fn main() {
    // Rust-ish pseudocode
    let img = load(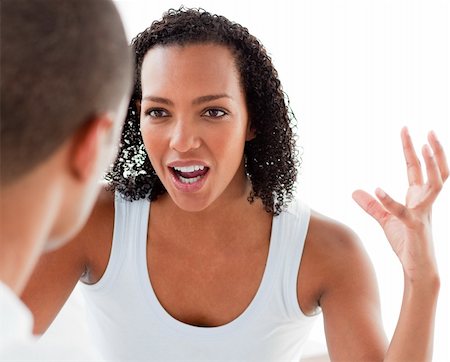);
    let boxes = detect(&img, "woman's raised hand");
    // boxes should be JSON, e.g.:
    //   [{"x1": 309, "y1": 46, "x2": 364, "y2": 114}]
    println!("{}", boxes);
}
[{"x1": 352, "y1": 127, "x2": 448, "y2": 282}]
